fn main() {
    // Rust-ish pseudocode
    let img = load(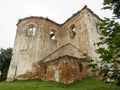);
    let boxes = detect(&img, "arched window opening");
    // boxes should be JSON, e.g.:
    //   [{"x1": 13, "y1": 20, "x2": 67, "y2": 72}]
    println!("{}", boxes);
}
[
  {"x1": 70, "y1": 24, "x2": 76, "y2": 38},
  {"x1": 27, "y1": 25, "x2": 36, "y2": 36},
  {"x1": 79, "y1": 63, "x2": 83, "y2": 72},
  {"x1": 50, "y1": 29, "x2": 56, "y2": 40}
]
